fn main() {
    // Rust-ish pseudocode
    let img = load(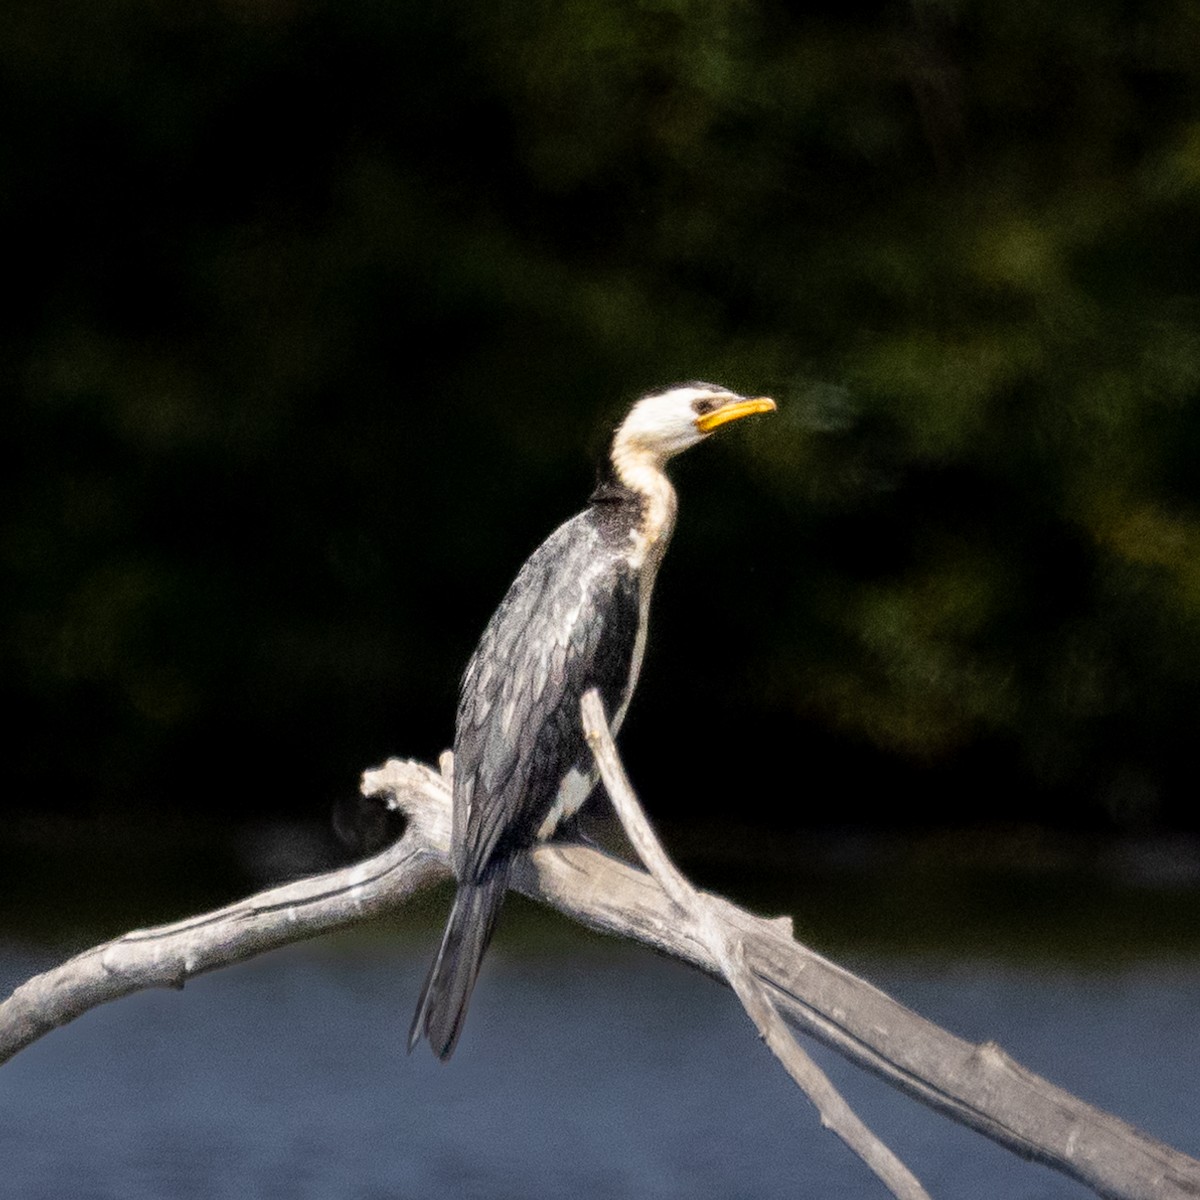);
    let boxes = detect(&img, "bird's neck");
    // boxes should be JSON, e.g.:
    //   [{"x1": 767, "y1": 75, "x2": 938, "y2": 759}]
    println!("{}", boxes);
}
[{"x1": 609, "y1": 437, "x2": 678, "y2": 570}]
